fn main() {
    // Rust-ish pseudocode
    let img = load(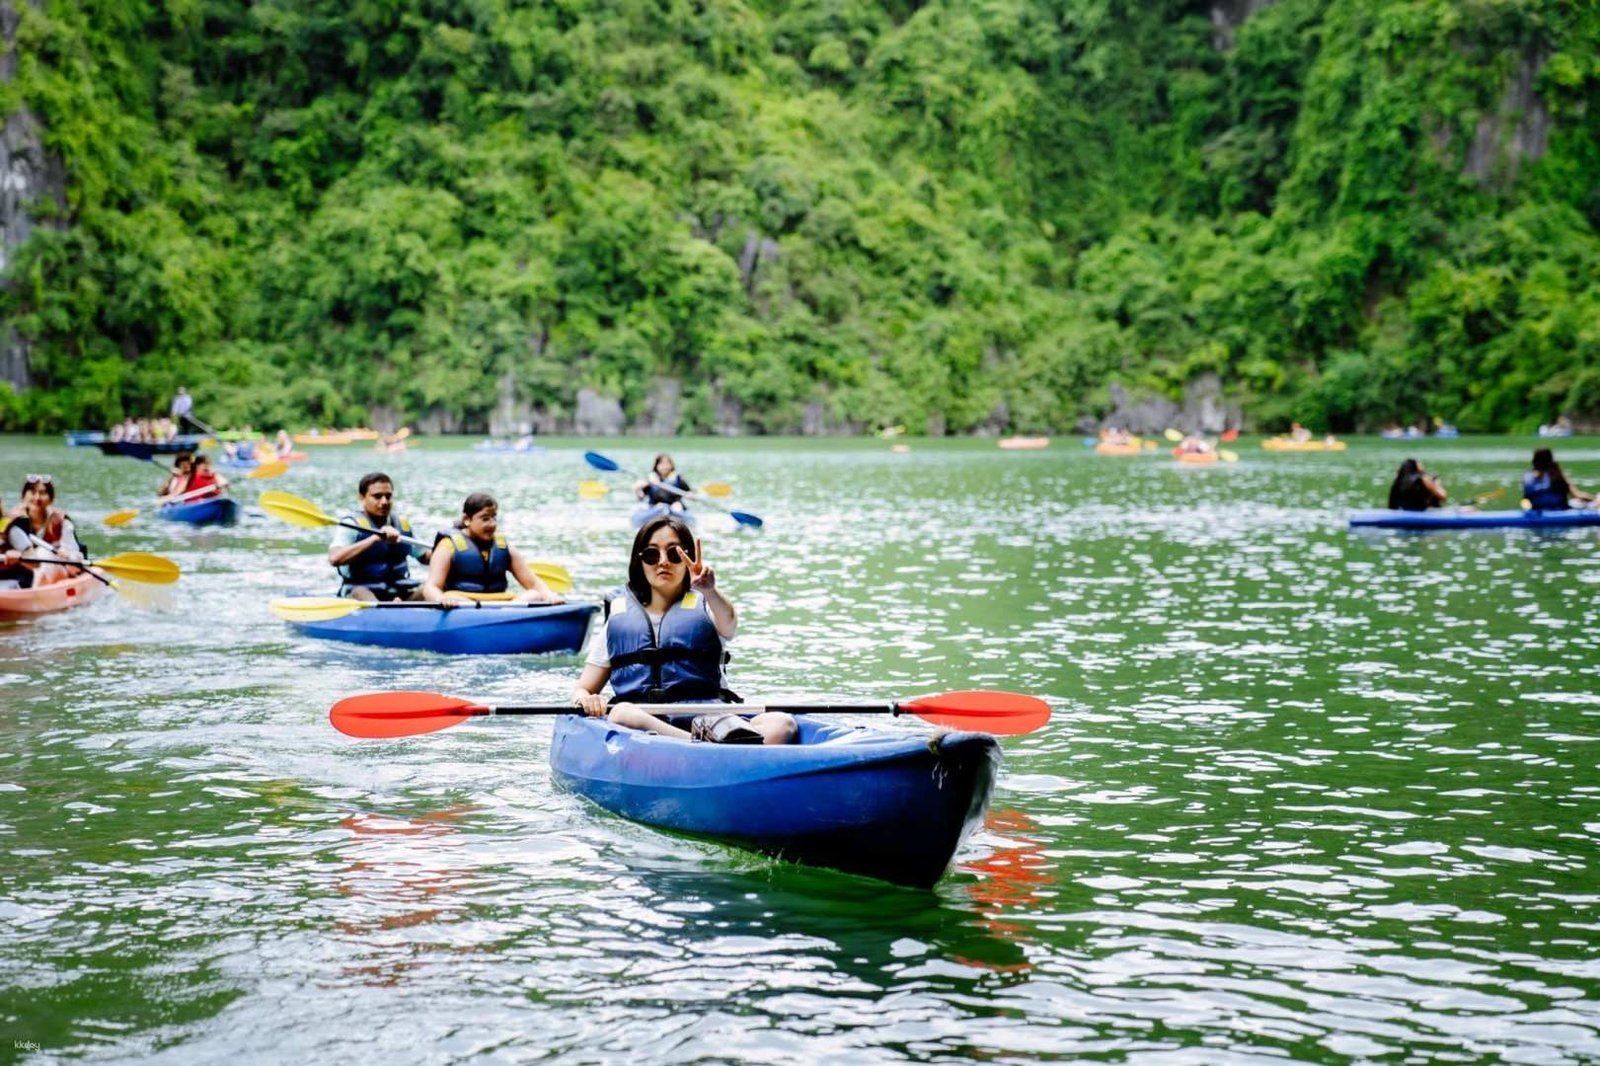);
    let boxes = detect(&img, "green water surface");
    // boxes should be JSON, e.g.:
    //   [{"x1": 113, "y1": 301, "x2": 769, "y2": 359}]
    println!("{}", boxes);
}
[{"x1": 2, "y1": 433, "x2": 1598, "y2": 1063}]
